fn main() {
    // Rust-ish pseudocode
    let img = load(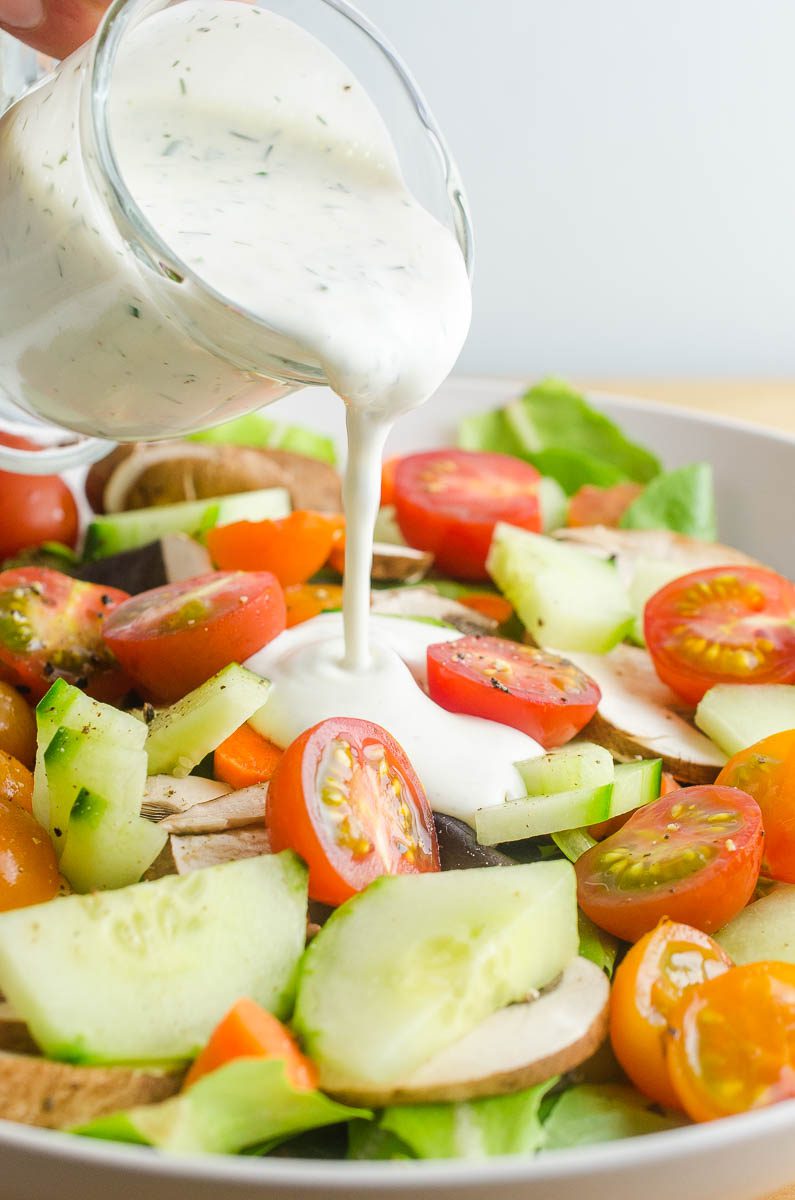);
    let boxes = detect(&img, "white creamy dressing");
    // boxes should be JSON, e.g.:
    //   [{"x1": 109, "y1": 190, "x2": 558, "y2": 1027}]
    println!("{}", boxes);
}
[{"x1": 247, "y1": 616, "x2": 538, "y2": 825}]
